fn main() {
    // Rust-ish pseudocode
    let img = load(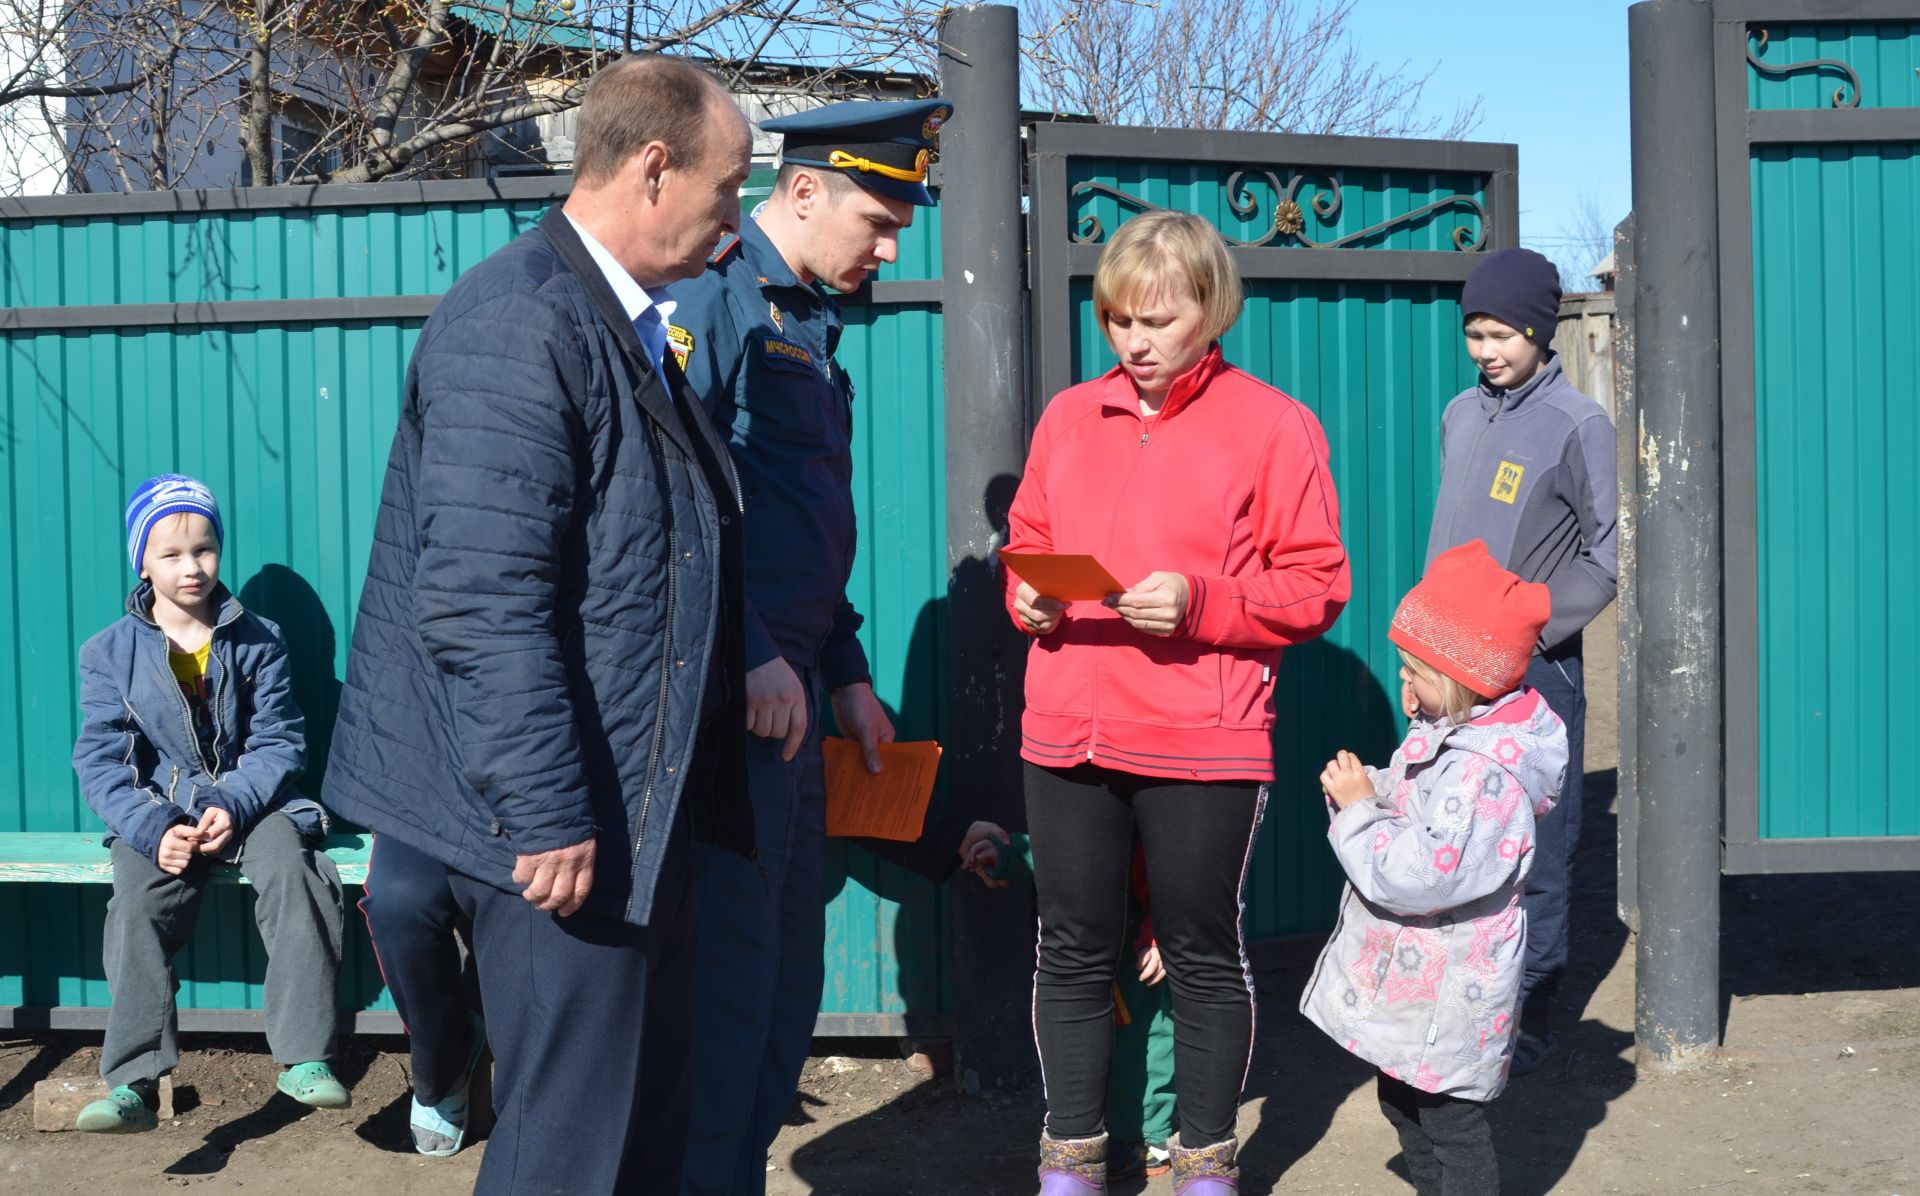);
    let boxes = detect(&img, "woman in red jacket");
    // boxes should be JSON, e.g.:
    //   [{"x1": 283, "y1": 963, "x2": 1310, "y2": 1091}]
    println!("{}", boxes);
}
[{"x1": 1009, "y1": 211, "x2": 1350, "y2": 1195}]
